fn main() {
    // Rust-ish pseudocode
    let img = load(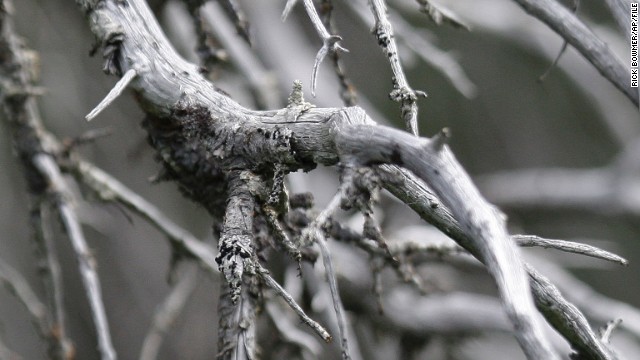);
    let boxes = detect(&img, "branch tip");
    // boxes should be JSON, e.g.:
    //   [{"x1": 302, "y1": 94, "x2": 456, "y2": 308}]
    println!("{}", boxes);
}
[{"x1": 86, "y1": 68, "x2": 137, "y2": 121}]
